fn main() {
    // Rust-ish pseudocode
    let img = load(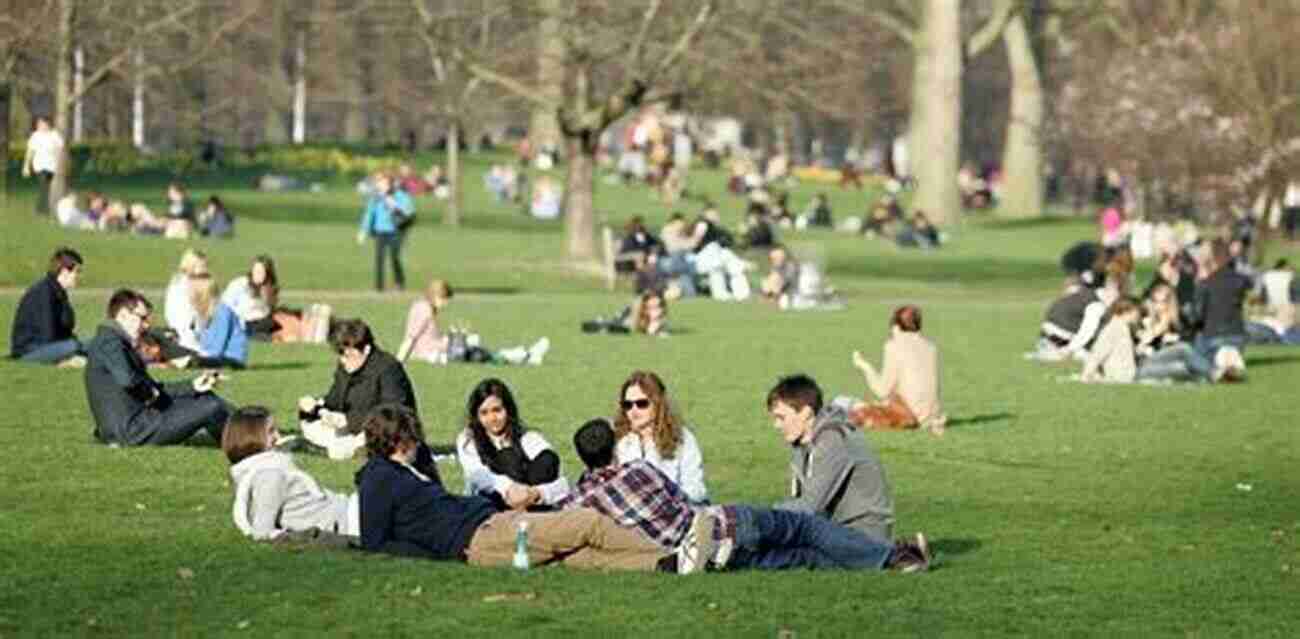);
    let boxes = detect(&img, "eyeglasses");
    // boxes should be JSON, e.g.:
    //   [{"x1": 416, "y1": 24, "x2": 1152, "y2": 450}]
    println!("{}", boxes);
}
[{"x1": 621, "y1": 399, "x2": 652, "y2": 410}]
